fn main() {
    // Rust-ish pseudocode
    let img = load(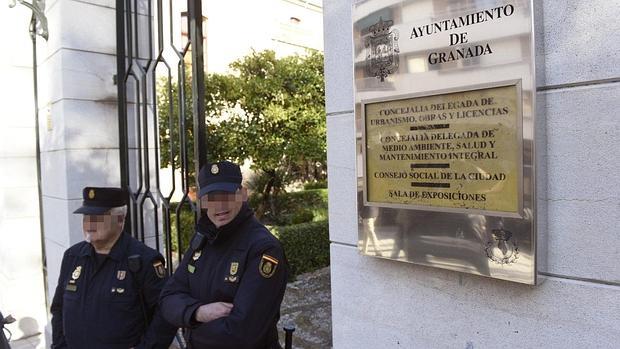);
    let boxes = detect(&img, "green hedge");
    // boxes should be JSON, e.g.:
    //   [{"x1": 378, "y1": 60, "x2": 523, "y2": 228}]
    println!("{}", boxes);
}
[
  {"x1": 273, "y1": 220, "x2": 329, "y2": 279},
  {"x1": 167, "y1": 191, "x2": 330, "y2": 279},
  {"x1": 303, "y1": 180, "x2": 327, "y2": 190},
  {"x1": 249, "y1": 189, "x2": 328, "y2": 225},
  {"x1": 169, "y1": 202, "x2": 197, "y2": 252}
]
